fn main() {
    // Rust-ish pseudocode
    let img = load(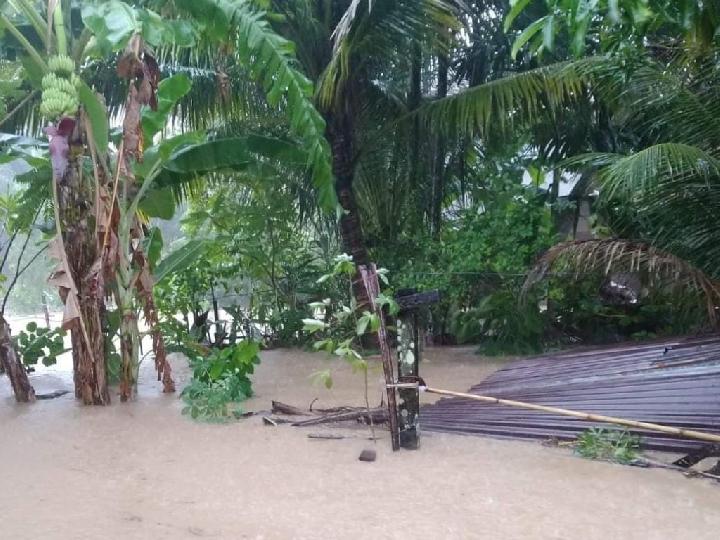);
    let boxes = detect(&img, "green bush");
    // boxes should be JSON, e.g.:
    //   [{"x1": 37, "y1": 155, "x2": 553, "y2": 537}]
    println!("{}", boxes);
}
[
  {"x1": 473, "y1": 289, "x2": 545, "y2": 355},
  {"x1": 181, "y1": 340, "x2": 261, "y2": 422},
  {"x1": 13, "y1": 322, "x2": 67, "y2": 367},
  {"x1": 575, "y1": 427, "x2": 641, "y2": 464}
]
